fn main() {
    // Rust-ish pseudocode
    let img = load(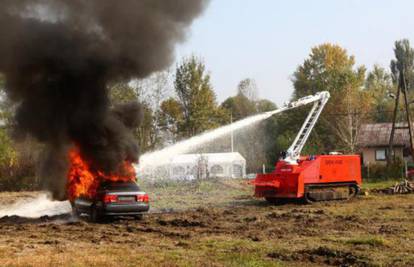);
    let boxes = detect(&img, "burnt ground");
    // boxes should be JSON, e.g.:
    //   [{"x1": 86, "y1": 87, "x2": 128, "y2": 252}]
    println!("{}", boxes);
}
[{"x1": 1, "y1": 179, "x2": 414, "y2": 266}]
